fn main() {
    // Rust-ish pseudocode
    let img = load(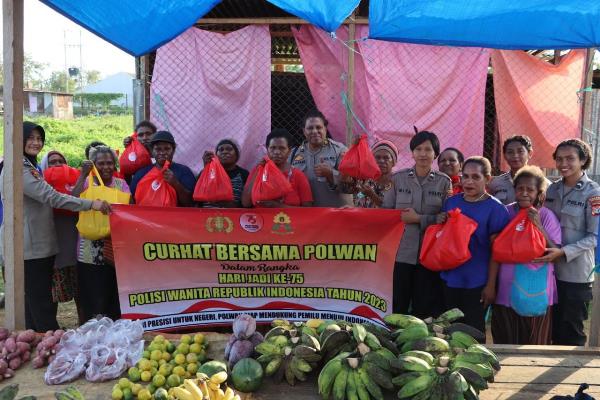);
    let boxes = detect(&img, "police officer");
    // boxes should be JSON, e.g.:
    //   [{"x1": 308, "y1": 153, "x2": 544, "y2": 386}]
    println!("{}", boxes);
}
[
  {"x1": 0, "y1": 122, "x2": 110, "y2": 332},
  {"x1": 383, "y1": 130, "x2": 451, "y2": 318},
  {"x1": 535, "y1": 139, "x2": 600, "y2": 346},
  {"x1": 290, "y1": 110, "x2": 353, "y2": 207},
  {"x1": 489, "y1": 135, "x2": 535, "y2": 205}
]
